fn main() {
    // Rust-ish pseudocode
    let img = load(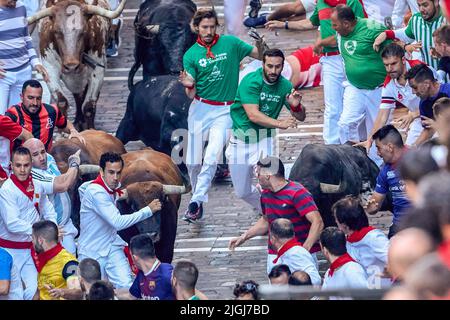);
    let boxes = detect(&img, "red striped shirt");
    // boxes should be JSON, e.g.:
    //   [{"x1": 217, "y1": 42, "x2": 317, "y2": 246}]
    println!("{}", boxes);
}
[
  {"x1": 261, "y1": 181, "x2": 320, "y2": 254},
  {"x1": 6, "y1": 103, "x2": 67, "y2": 151}
]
